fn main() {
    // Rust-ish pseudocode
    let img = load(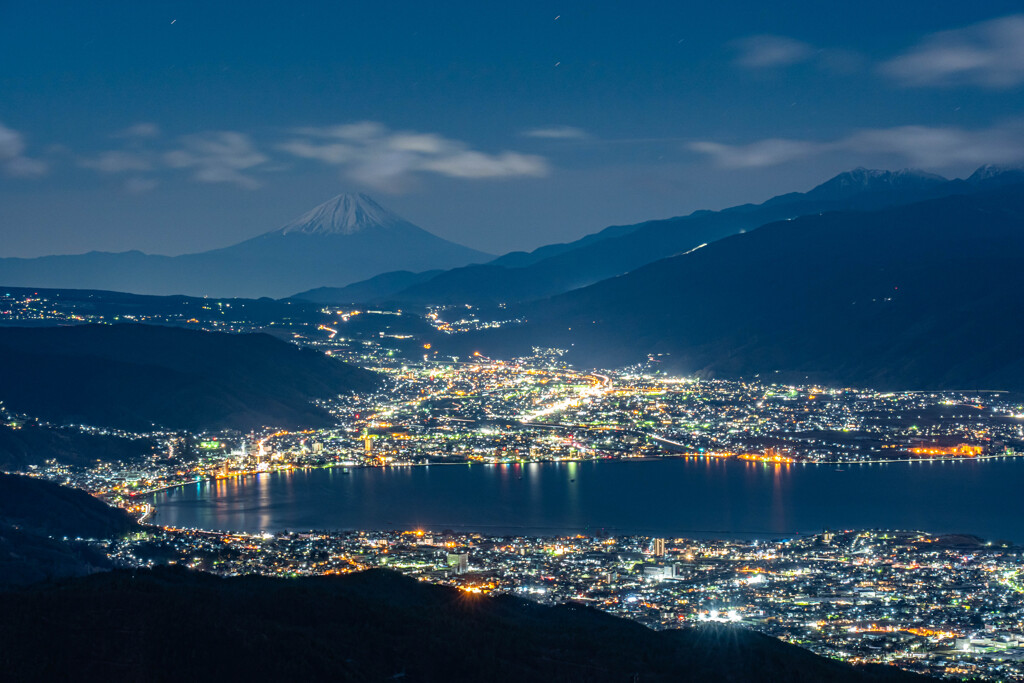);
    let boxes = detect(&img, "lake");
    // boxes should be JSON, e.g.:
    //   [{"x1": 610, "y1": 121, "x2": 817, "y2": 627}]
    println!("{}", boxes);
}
[{"x1": 151, "y1": 456, "x2": 1024, "y2": 541}]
